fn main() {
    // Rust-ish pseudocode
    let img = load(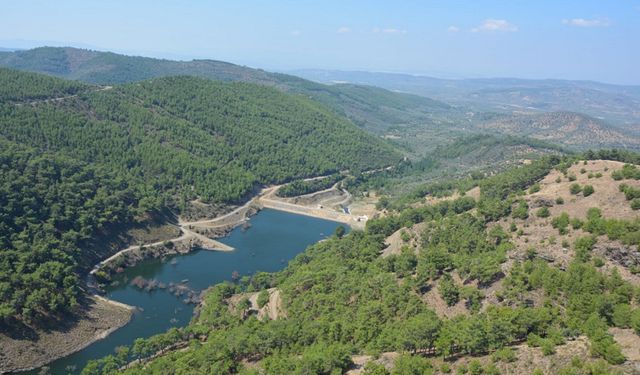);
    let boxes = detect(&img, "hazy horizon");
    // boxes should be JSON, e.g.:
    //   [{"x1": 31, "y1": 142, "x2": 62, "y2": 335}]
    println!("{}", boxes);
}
[{"x1": 2, "y1": 1, "x2": 640, "y2": 85}]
